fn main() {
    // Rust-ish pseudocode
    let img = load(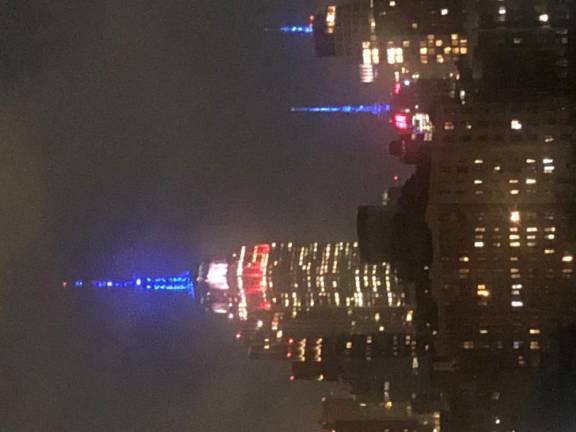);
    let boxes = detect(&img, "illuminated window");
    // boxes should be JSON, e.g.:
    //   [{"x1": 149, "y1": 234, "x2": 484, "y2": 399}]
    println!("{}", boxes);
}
[
  {"x1": 510, "y1": 227, "x2": 519, "y2": 232},
  {"x1": 526, "y1": 227, "x2": 538, "y2": 232},
  {"x1": 459, "y1": 256, "x2": 470, "y2": 262},
  {"x1": 509, "y1": 179, "x2": 519, "y2": 184},
  {"x1": 545, "y1": 249, "x2": 555, "y2": 254},
  {"x1": 441, "y1": 8, "x2": 449, "y2": 15},
  {"x1": 510, "y1": 242, "x2": 521, "y2": 248},
  {"x1": 510, "y1": 211, "x2": 521, "y2": 223},
  {"x1": 435, "y1": 39, "x2": 443, "y2": 47},
  {"x1": 463, "y1": 341, "x2": 474, "y2": 349},
  {"x1": 475, "y1": 241, "x2": 485, "y2": 248},
  {"x1": 436, "y1": 54, "x2": 444, "y2": 63},
  {"x1": 511, "y1": 300, "x2": 524, "y2": 308},
  {"x1": 530, "y1": 341, "x2": 541, "y2": 350},
  {"x1": 477, "y1": 284, "x2": 490, "y2": 297},
  {"x1": 386, "y1": 47, "x2": 403, "y2": 64},
  {"x1": 389, "y1": 0, "x2": 396, "y2": 6},
  {"x1": 544, "y1": 166, "x2": 555, "y2": 174},
  {"x1": 511, "y1": 119, "x2": 522, "y2": 130},
  {"x1": 526, "y1": 158, "x2": 536, "y2": 164},
  {"x1": 444, "y1": 121, "x2": 455, "y2": 130},
  {"x1": 539, "y1": 14, "x2": 549, "y2": 22},
  {"x1": 371, "y1": 48, "x2": 380, "y2": 64},
  {"x1": 544, "y1": 135, "x2": 554, "y2": 143},
  {"x1": 563, "y1": 255, "x2": 574, "y2": 263},
  {"x1": 512, "y1": 283, "x2": 523, "y2": 289},
  {"x1": 494, "y1": 165, "x2": 501, "y2": 172},
  {"x1": 509, "y1": 234, "x2": 520, "y2": 240},
  {"x1": 544, "y1": 227, "x2": 556, "y2": 232},
  {"x1": 326, "y1": 5, "x2": 336, "y2": 31},
  {"x1": 526, "y1": 178, "x2": 537, "y2": 184},
  {"x1": 499, "y1": 6, "x2": 507, "y2": 15},
  {"x1": 474, "y1": 159, "x2": 484, "y2": 164},
  {"x1": 444, "y1": 46, "x2": 452, "y2": 54},
  {"x1": 510, "y1": 189, "x2": 520, "y2": 195},
  {"x1": 460, "y1": 47, "x2": 468, "y2": 55},
  {"x1": 529, "y1": 329, "x2": 541, "y2": 335},
  {"x1": 474, "y1": 179, "x2": 483, "y2": 185},
  {"x1": 546, "y1": 234, "x2": 556, "y2": 240},
  {"x1": 543, "y1": 158, "x2": 554, "y2": 164}
]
